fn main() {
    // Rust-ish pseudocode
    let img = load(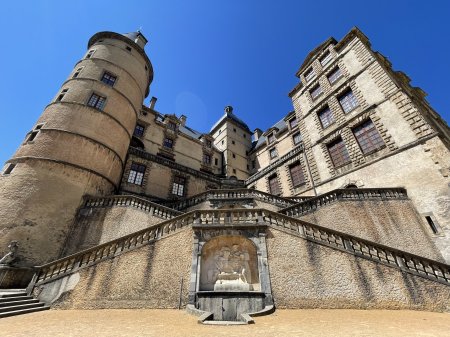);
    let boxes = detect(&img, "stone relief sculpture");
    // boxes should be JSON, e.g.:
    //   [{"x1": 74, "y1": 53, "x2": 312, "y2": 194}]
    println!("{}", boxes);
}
[
  {"x1": 0, "y1": 241, "x2": 19, "y2": 266},
  {"x1": 204, "y1": 243, "x2": 254, "y2": 291}
]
